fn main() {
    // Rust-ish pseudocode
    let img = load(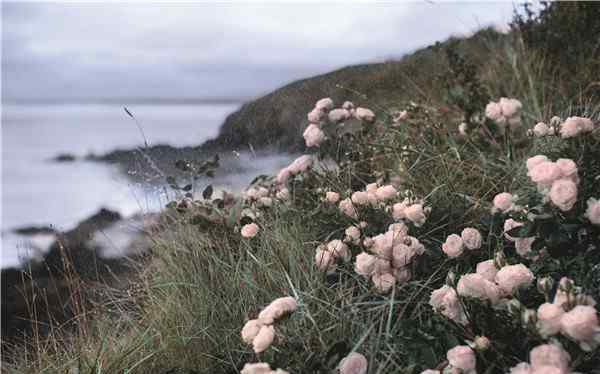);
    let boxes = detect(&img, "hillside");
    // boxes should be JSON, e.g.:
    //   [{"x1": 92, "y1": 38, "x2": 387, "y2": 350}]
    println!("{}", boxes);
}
[{"x1": 5, "y1": 3, "x2": 600, "y2": 373}]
